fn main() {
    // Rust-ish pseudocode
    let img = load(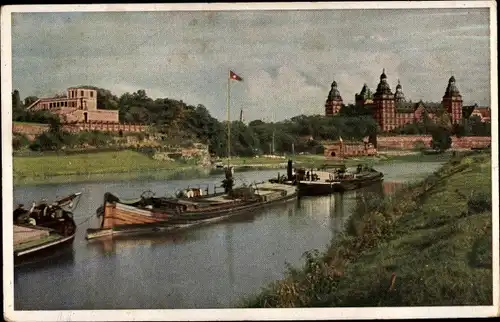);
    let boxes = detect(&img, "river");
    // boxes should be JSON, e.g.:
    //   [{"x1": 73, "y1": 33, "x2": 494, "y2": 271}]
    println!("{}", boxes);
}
[{"x1": 13, "y1": 161, "x2": 443, "y2": 310}]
